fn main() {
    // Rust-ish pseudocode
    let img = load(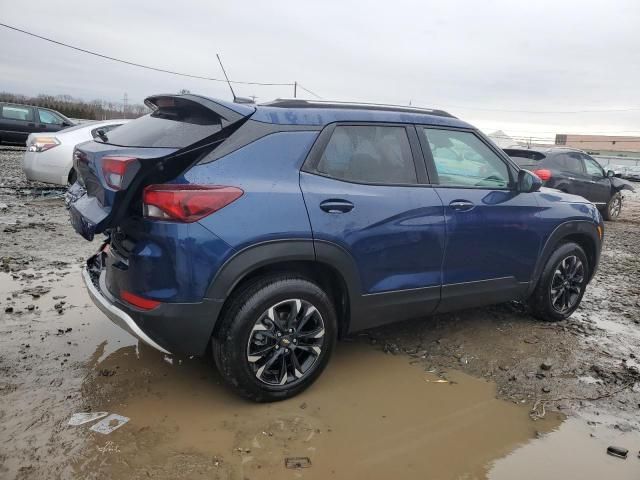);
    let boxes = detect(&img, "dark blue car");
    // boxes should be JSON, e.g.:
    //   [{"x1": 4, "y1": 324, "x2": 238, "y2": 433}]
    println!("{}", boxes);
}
[{"x1": 68, "y1": 94, "x2": 603, "y2": 401}]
